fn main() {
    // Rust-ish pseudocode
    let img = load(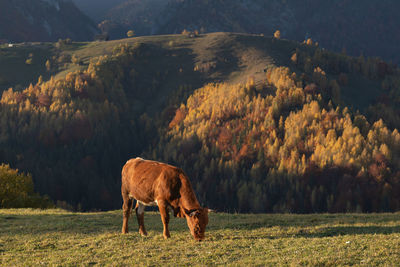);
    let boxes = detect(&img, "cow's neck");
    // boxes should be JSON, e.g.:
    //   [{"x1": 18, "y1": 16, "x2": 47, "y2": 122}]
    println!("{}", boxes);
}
[{"x1": 179, "y1": 176, "x2": 201, "y2": 210}]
